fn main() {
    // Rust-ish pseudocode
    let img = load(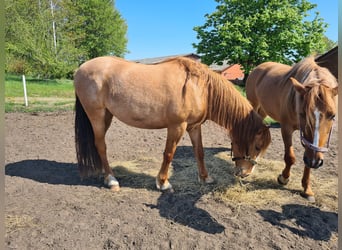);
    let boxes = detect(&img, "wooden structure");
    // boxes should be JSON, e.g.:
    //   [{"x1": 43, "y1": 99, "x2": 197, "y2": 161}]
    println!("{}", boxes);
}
[{"x1": 315, "y1": 46, "x2": 338, "y2": 80}]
